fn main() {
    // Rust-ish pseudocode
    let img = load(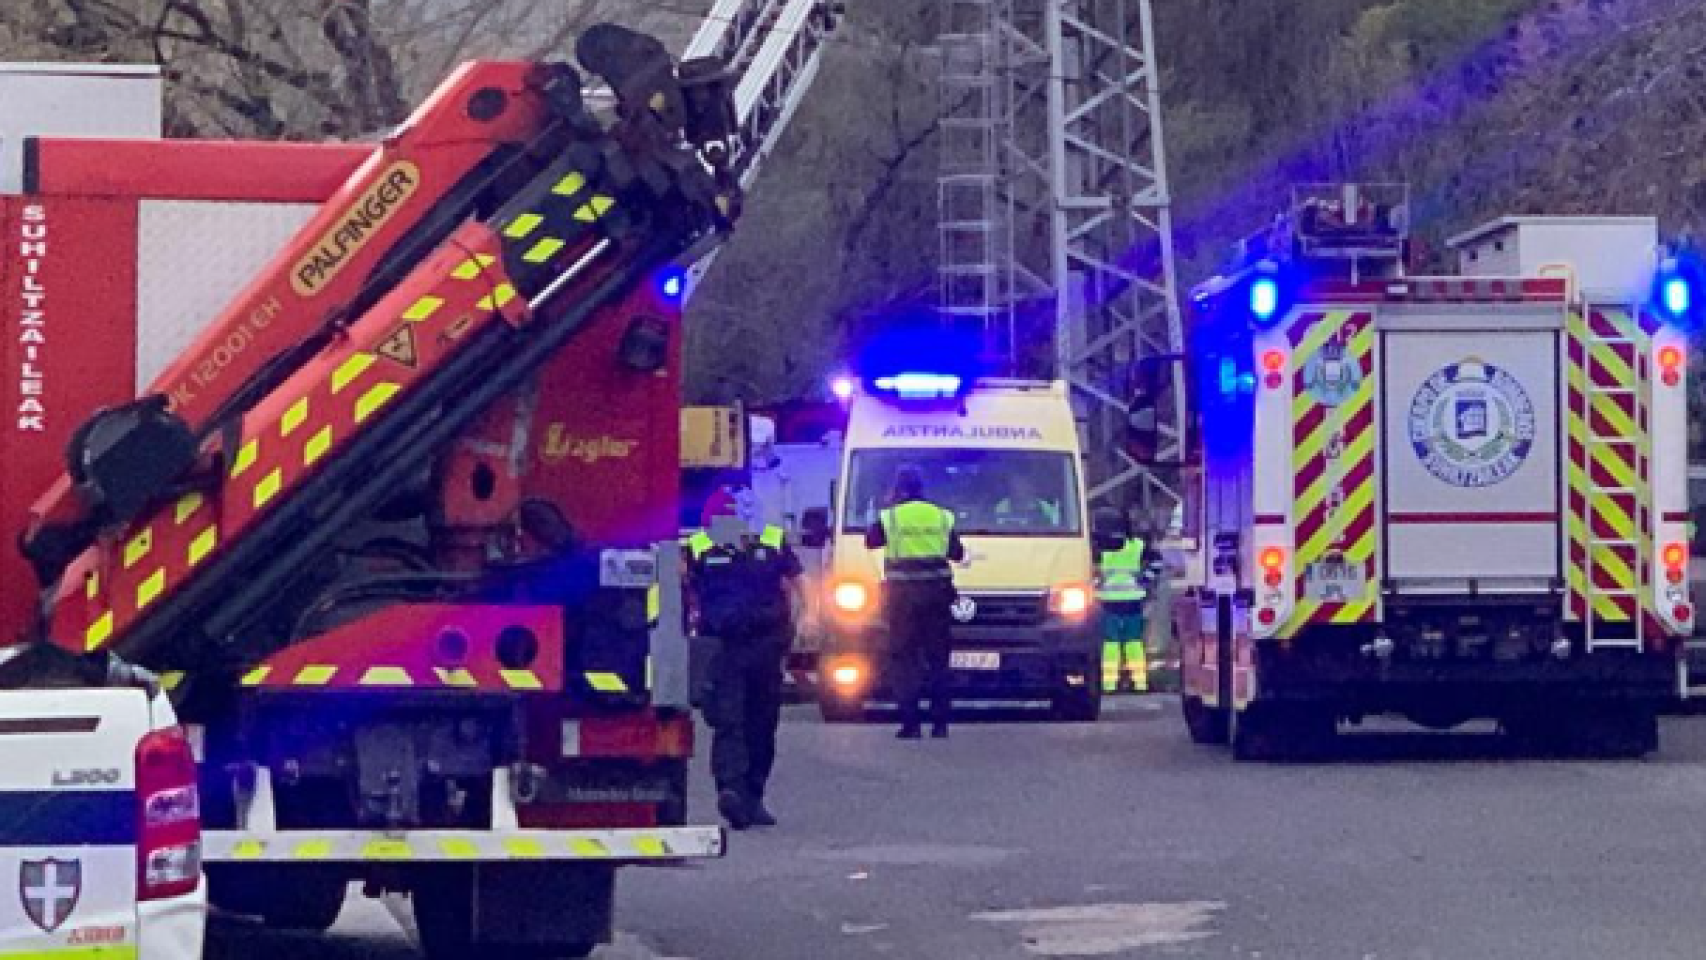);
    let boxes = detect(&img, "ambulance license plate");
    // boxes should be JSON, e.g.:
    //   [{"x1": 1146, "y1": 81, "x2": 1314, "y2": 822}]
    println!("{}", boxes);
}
[{"x1": 951, "y1": 651, "x2": 1000, "y2": 670}]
